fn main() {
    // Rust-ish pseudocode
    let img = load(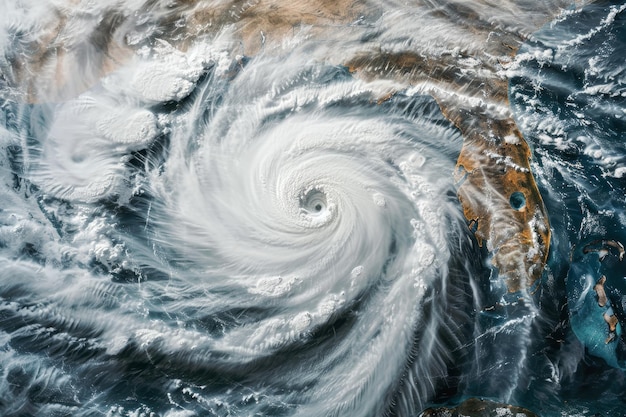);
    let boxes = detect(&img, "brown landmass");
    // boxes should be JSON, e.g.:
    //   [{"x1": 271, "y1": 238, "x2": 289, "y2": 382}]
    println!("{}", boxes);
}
[
  {"x1": 595, "y1": 275, "x2": 607, "y2": 307},
  {"x1": 604, "y1": 312, "x2": 618, "y2": 344}
]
